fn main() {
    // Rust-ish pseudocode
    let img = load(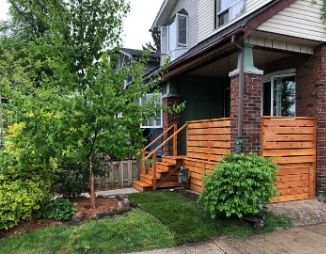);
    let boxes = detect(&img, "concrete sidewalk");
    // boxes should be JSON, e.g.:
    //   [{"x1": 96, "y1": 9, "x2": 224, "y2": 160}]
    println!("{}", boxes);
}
[{"x1": 131, "y1": 223, "x2": 326, "y2": 254}]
